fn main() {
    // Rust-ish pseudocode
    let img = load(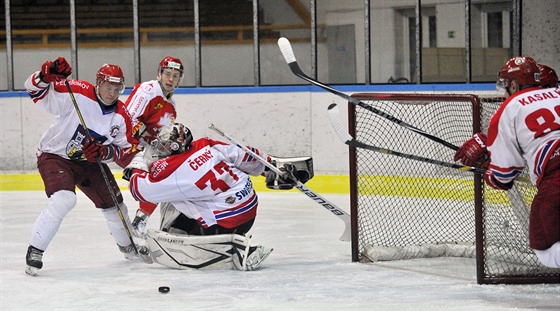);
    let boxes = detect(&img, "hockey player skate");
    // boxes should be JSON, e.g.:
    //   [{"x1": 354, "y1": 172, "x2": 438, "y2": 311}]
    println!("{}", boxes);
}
[
  {"x1": 25, "y1": 245, "x2": 44, "y2": 276},
  {"x1": 118, "y1": 244, "x2": 153, "y2": 264}
]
